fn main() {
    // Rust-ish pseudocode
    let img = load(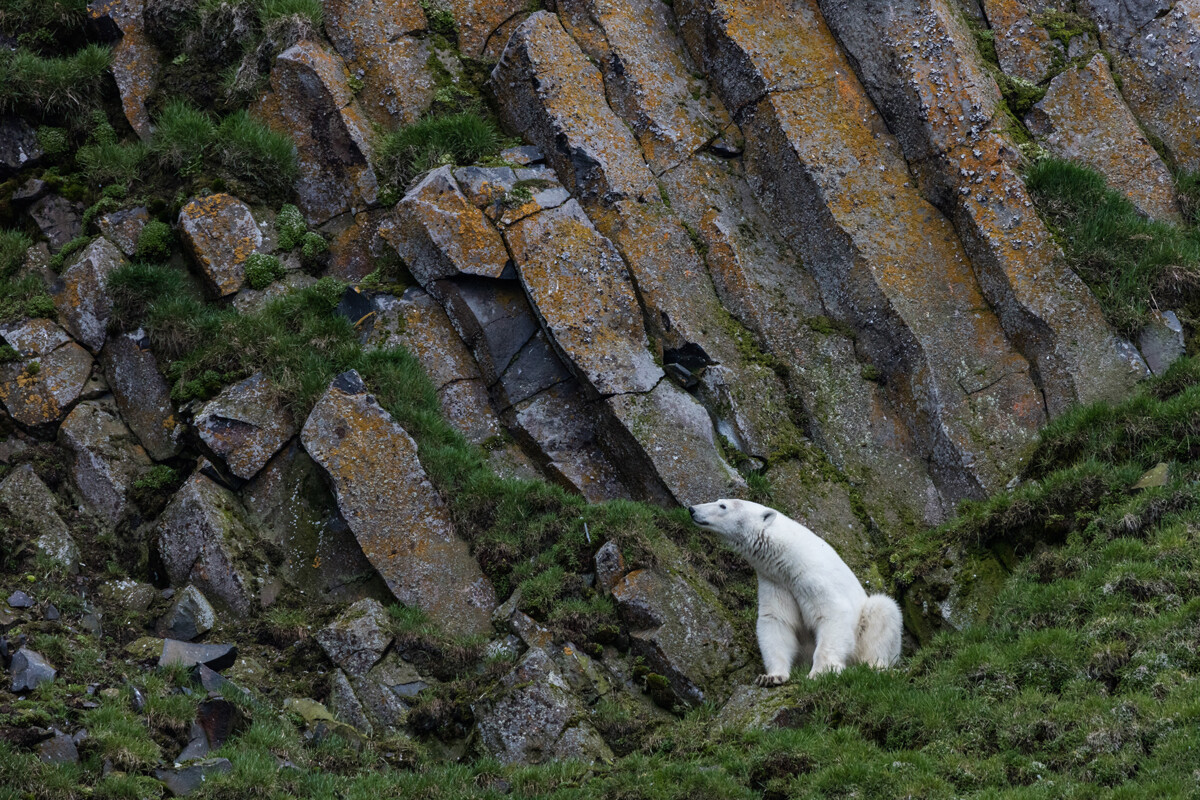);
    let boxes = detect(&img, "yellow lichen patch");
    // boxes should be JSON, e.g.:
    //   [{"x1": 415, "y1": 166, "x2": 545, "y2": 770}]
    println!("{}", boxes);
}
[{"x1": 178, "y1": 194, "x2": 262, "y2": 296}]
